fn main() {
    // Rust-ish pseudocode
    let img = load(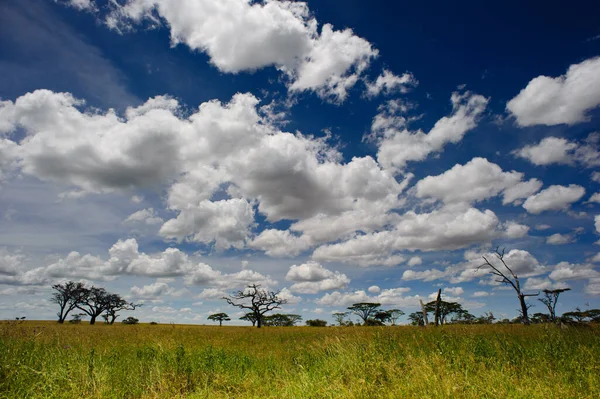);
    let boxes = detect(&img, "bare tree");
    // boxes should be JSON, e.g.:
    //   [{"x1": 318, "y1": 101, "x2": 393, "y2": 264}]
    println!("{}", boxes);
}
[
  {"x1": 223, "y1": 284, "x2": 287, "y2": 328},
  {"x1": 50, "y1": 281, "x2": 86, "y2": 323},
  {"x1": 479, "y1": 248, "x2": 538, "y2": 325},
  {"x1": 539, "y1": 288, "x2": 571, "y2": 322}
]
